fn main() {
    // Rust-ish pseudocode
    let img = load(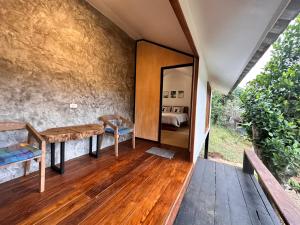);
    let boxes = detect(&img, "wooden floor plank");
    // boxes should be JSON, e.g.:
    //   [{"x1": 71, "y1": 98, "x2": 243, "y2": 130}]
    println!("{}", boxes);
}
[
  {"x1": 120, "y1": 157, "x2": 186, "y2": 225},
  {"x1": 0, "y1": 140, "x2": 192, "y2": 225},
  {"x1": 1, "y1": 146, "x2": 150, "y2": 224},
  {"x1": 236, "y1": 168, "x2": 279, "y2": 225},
  {"x1": 193, "y1": 160, "x2": 216, "y2": 225},
  {"x1": 250, "y1": 175, "x2": 282, "y2": 225},
  {"x1": 175, "y1": 159, "x2": 281, "y2": 225},
  {"x1": 80, "y1": 158, "x2": 168, "y2": 225},
  {"x1": 214, "y1": 162, "x2": 231, "y2": 225},
  {"x1": 174, "y1": 157, "x2": 207, "y2": 225},
  {"x1": 223, "y1": 165, "x2": 253, "y2": 225},
  {"x1": 58, "y1": 156, "x2": 160, "y2": 225},
  {"x1": 142, "y1": 160, "x2": 192, "y2": 225}
]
